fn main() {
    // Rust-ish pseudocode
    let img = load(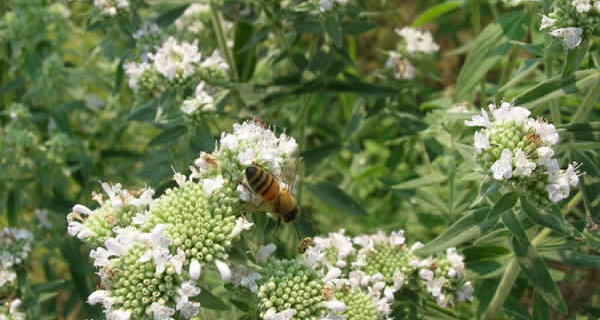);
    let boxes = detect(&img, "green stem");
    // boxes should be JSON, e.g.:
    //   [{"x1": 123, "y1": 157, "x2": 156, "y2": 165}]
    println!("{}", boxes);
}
[
  {"x1": 210, "y1": 1, "x2": 238, "y2": 81},
  {"x1": 481, "y1": 258, "x2": 520, "y2": 320},
  {"x1": 296, "y1": 94, "x2": 313, "y2": 206},
  {"x1": 471, "y1": 0, "x2": 485, "y2": 104},
  {"x1": 497, "y1": 47, "x2": 520, "y2": 103},
  {"x1": 481, "y1": 192, "x2": 583, "y2": 320},
  {"x1": 571, "y1": 77, "x2": 600, "y2": 123}
]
